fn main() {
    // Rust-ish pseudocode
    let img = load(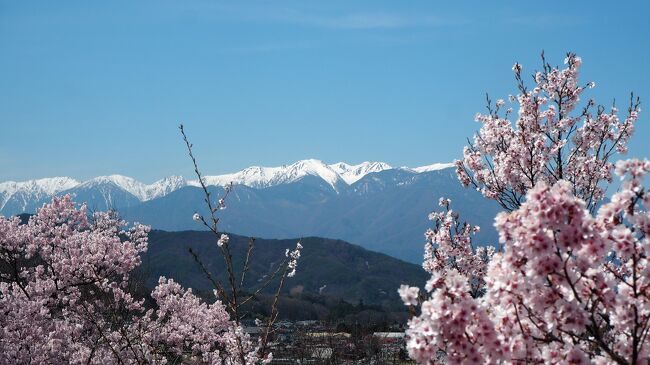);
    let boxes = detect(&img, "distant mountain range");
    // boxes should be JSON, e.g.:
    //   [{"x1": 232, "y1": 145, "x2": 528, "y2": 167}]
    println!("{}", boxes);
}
[
  {"x1": 0, "y1": 159, "x2": 502, "y2": 263},
  {"x1": 0, "y1": 160, "x2": 448, "y2": 207}
]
